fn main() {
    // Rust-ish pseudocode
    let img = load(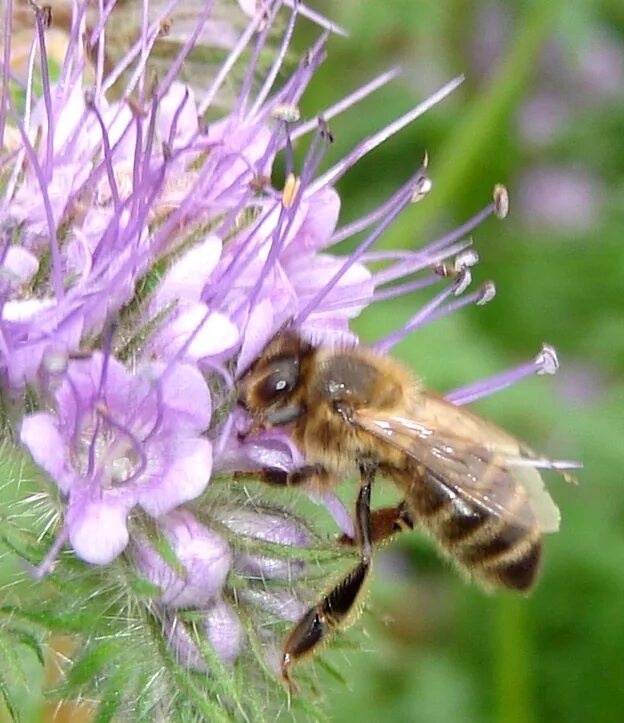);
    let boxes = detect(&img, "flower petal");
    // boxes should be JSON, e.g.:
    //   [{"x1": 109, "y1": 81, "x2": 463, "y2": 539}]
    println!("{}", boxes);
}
[
  {"x1": 67, "y1": 493, "x2": 132, "y2": 564},
  {"x1": 138, "y1": 438, "x2": 213, "y2": 517},
  {"x1": 151, "y1": 304, "x2": 239, "y2": 361},
  {"x1": 133, "y1": 510, "x2": 231, "y2": 608},
  {"x1": 20, "y1": 413, "x2": 74, "y2": 493},
  {"x1": 151, "y1": 235, "x2": 222, "y2": 312},
  {"x1": 148, "y1": 362, "x2": 212, "y2": 431}
]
